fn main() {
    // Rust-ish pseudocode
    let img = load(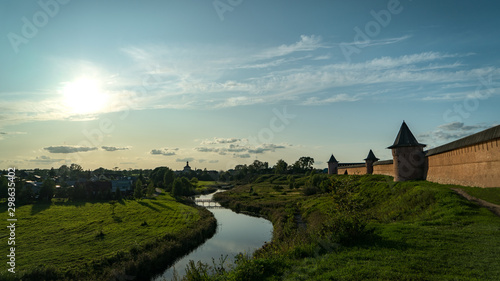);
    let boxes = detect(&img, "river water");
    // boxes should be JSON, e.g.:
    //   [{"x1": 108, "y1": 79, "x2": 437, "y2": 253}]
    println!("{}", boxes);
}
[{"x1": 153, "y1": 190, "x2": 273, "y2": 280}]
